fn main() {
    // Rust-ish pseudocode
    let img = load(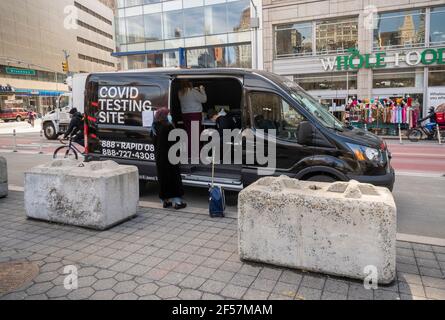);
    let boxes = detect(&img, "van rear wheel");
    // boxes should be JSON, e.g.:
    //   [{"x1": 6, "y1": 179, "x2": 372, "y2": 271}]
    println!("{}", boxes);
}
[{"x1": 306, "y1": 175, "x2": 338, "y2": 183}]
